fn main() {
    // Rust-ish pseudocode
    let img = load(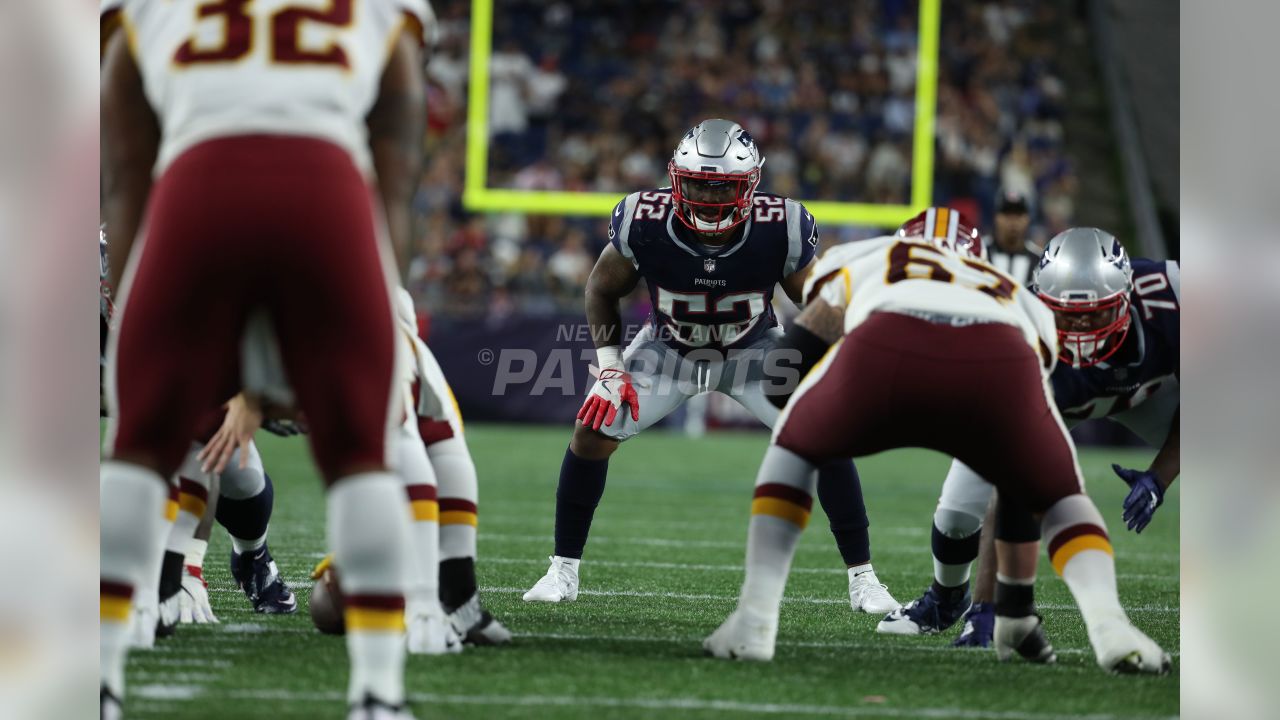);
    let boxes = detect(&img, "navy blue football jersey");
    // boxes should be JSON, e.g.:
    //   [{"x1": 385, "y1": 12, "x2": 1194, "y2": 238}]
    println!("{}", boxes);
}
[
  {"x1": 1052, "y1": 258, "x2": 1181, "y2": 421},
  {"x1": 609, "y1": 188, "x2": 818, "y2": 351}
]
